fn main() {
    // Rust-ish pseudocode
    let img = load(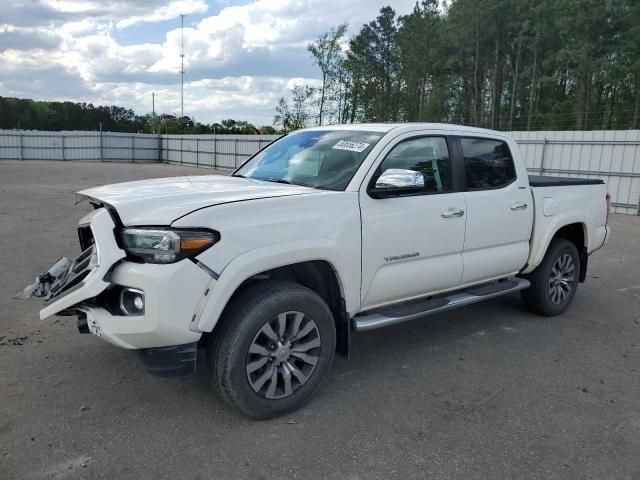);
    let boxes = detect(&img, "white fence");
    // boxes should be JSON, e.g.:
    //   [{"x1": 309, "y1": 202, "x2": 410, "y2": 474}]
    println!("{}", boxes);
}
[
  {"x1": 161, "y1": 134, "x2": 278, "y2": 169},
  {"x1": 0, "y1": 130, "x2": 161, "y2": 162},
  {"x1": 511, "y1": 130, "x2": 640, "y2": 215},
  {"x1": 0, "y1": 129, "x2": 638, "y2": 214}
]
